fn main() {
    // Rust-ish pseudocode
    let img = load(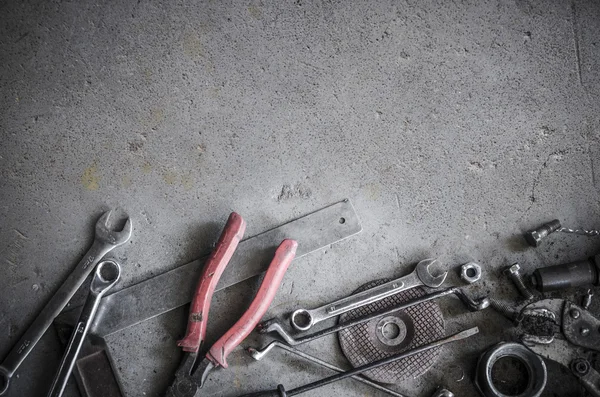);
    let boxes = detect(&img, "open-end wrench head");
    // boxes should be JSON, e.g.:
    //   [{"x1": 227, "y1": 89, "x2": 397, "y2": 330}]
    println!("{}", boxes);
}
[
  {"x1": 416, "y1": 258, "x2": 448, "y2": 287},
  {"x1": 91, "y1": 260, "x2": 121, "y2": 295},
  {"x1": 95, "y1": 210, "x2": 132, "y2": 247}
]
